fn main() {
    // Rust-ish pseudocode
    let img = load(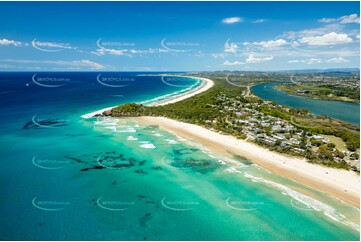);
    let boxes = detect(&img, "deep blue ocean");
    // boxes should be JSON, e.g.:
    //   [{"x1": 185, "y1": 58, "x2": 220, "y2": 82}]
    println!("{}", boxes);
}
[{"x1": 0, "y1": 72, "x2": 359, "y2": 240}]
